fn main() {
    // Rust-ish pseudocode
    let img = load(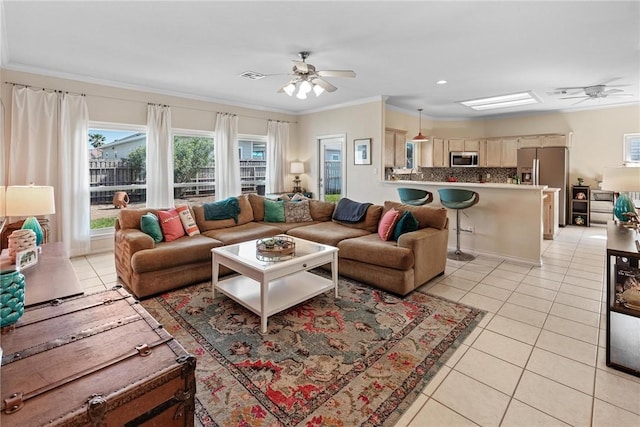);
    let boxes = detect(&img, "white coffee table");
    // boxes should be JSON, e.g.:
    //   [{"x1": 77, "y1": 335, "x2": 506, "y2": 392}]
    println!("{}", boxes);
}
[{"x1": 211, "y1": 236, "x2": 339, "y2": 333}]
